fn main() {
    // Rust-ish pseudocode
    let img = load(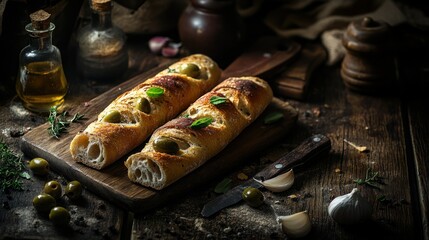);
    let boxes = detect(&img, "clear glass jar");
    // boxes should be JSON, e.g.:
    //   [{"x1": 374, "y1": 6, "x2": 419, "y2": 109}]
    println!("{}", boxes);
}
[
  {"x1": 16, "y1": 12, "x2": 68, "y2": 113},
  {"x1": 76, "y1": 0, "x2": 128, "y2": 82}
]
